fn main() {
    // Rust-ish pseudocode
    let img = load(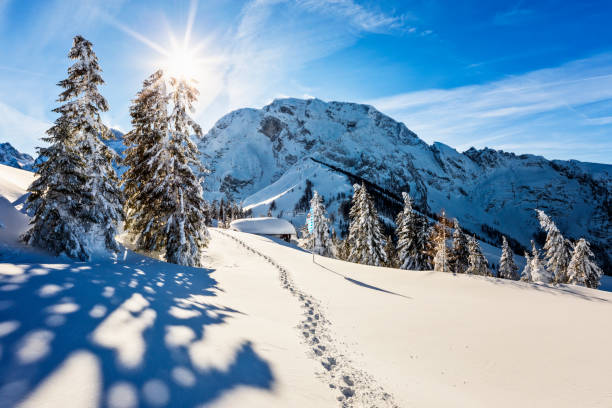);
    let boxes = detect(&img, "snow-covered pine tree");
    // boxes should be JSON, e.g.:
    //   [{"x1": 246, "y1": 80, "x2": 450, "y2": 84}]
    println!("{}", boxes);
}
[
  {"x1": 521, "y1": 251, "x2": 532, "y2": 282},
  {"x1": 450, "y1": 219, "x2": 469, "y2": 273},
  {"x1": 567, "y1": 238, "x2": 602, "y2": 288},
  {"x1": 122, "y1": 70, "x2": 169, "y2": 251},
  {"x1": 26, "y1": 35, "x2": 122, "y2": 258},
  {"x1": 536, "y1": 209, "x2": 572, "y2": 283},
  {"x1": 498, "y1": 236, "x2": 519, "y2": 280},
  {"x1": 24, "y1": 120, "x2": 91, "y2": 260},
  {"x1": 347, "y1": 183, "x2": 387, "y2": 266},
  {"x1": 142, "y1": 75, "x2": 208, "y2": 266},
  {"x1": 466, "y1": 235, "x2": 490, "y2": 276},
  {"x1": 395, "y1": 192, "x2": 428, "y2": 270},
  {"x1": 529, "y1": 240, "x2": 553, "y2": 283},
  {"x1": 307, "y1": 190, "x2": 333, "y2": 256},
  {"x1": 383, "y1": 235, "x2": 398, "y2": 268}
]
